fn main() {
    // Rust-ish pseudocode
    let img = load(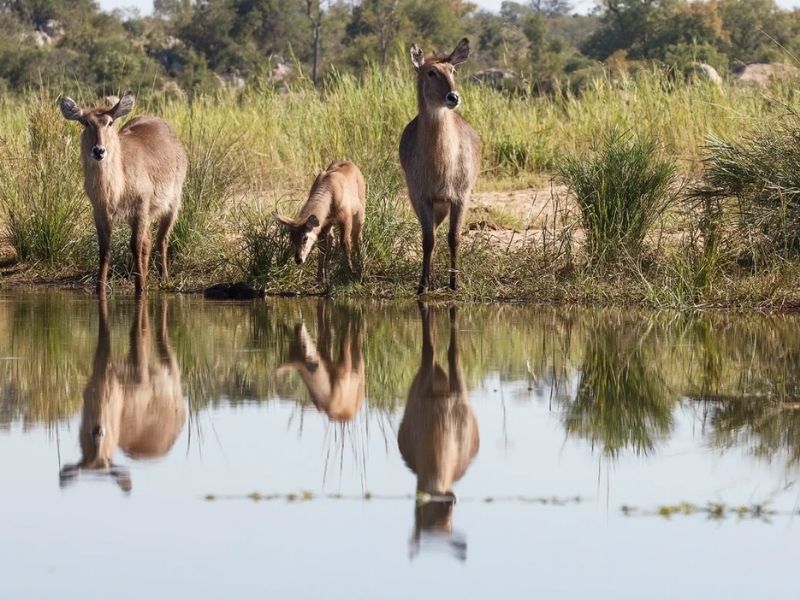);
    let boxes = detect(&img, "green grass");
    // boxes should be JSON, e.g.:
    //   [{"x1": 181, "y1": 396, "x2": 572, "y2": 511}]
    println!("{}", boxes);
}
[
  {"x1": 1, "y1": 68, "x2": 800, "y2": 306},
  {"x1": 0, "y1": 99, "x2": 87, "y2": 264},
  {"x1": 693, "y1": 114, "x2": 800, "y2": 268},
  {"x1": 558, "y1": 127, "x2": 677, "y2": 265}
]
